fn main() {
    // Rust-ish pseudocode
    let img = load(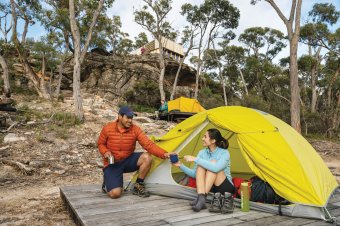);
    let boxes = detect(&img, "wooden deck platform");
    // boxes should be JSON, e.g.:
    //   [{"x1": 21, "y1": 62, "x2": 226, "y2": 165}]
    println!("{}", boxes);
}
[{"x1": 60, "y1": 184, "x2": 340, "y2": 226}]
